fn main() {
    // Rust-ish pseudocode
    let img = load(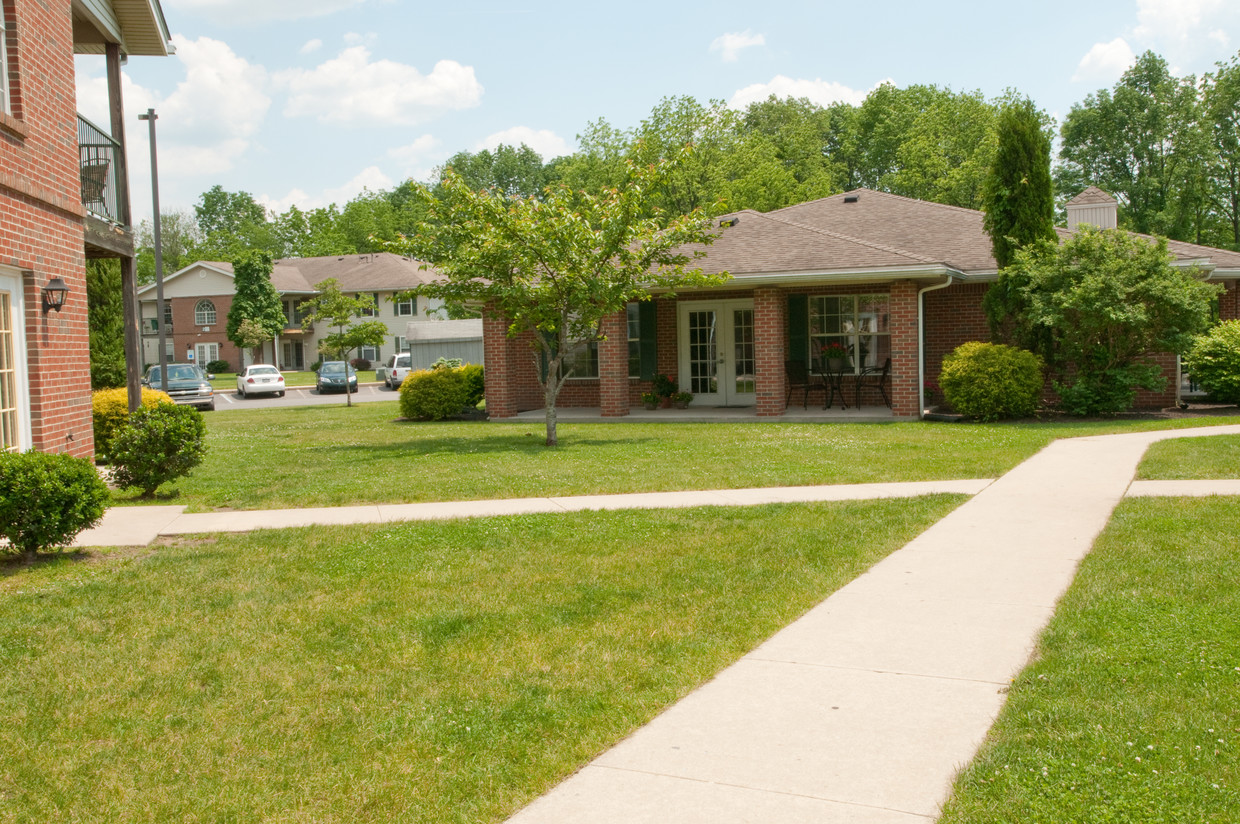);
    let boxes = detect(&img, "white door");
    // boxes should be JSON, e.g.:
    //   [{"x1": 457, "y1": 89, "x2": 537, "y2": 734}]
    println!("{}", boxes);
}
[
  {"x1": 195, "y1": 342, "x2": 219, "y2": 367},
  {"x1": 677, "y1": 300, "x2": 756, "y2": 406}
]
